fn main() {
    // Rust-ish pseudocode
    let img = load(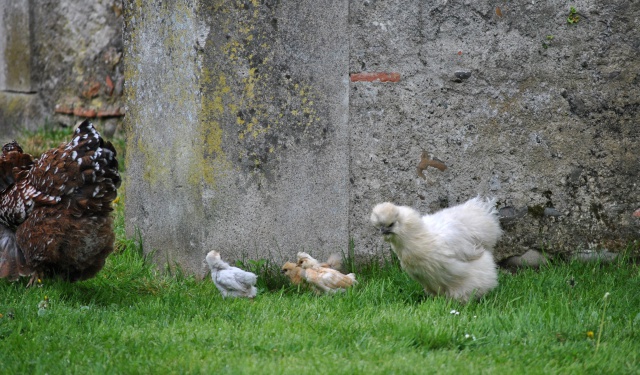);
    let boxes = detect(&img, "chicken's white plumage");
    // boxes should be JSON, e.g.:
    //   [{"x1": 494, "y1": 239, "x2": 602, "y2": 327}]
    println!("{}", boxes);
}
[
  {"x1": 370, "y1": 196, "x2": 501, "y2": 303},
  {"x1": 205, "y1": 251, "x2": 257, "y2": 299}
]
